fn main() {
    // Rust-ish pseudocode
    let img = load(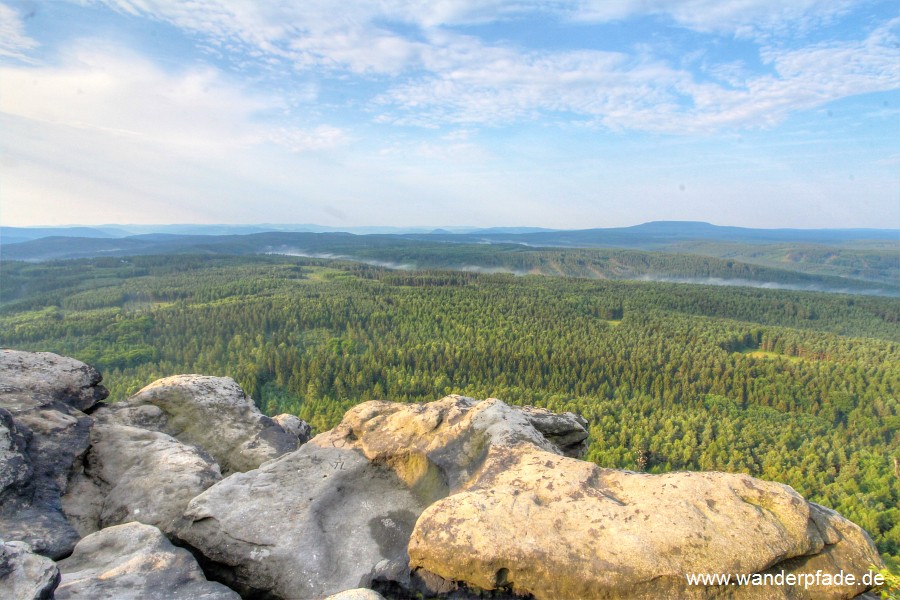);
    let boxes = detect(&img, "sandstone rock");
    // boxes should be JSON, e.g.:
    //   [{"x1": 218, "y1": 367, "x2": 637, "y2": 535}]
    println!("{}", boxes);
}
[
  {"x1": 177, "y1": 396, "x2": 590, "y2": 599},
  {"x1": 323, "y1": 589, "x2": 386, "y2": 600},
  {"x1": 0, "y1": 384, "x2": 91, "y2": 558},
  {"x1": 178, "y1": 444, "x2": 429, "y2": 599},
  {"x1": 103, "y1": 375, "x2": 297, "y2": 474},
  {"x1": 61, "y1": 423, "x2": 221, "y2": 538},
  {"x1": 55, "y1": 522, "x2": 239, "y2": 600},
  {"x1": 311, "y1": 395, "x2": 589, "y2": 494},
  {"x1": 0, "y1": 540, "x2": 59, "y2": 600},
  {"x1": 408, "y1": 442, "x2": 884, "y2": 600},
  {"x1": 273, "y1": 413, "x2": 312, "y2": 444},
  {"x1": 0, "y1": 349, "x2": 107, "y2": 412}
]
